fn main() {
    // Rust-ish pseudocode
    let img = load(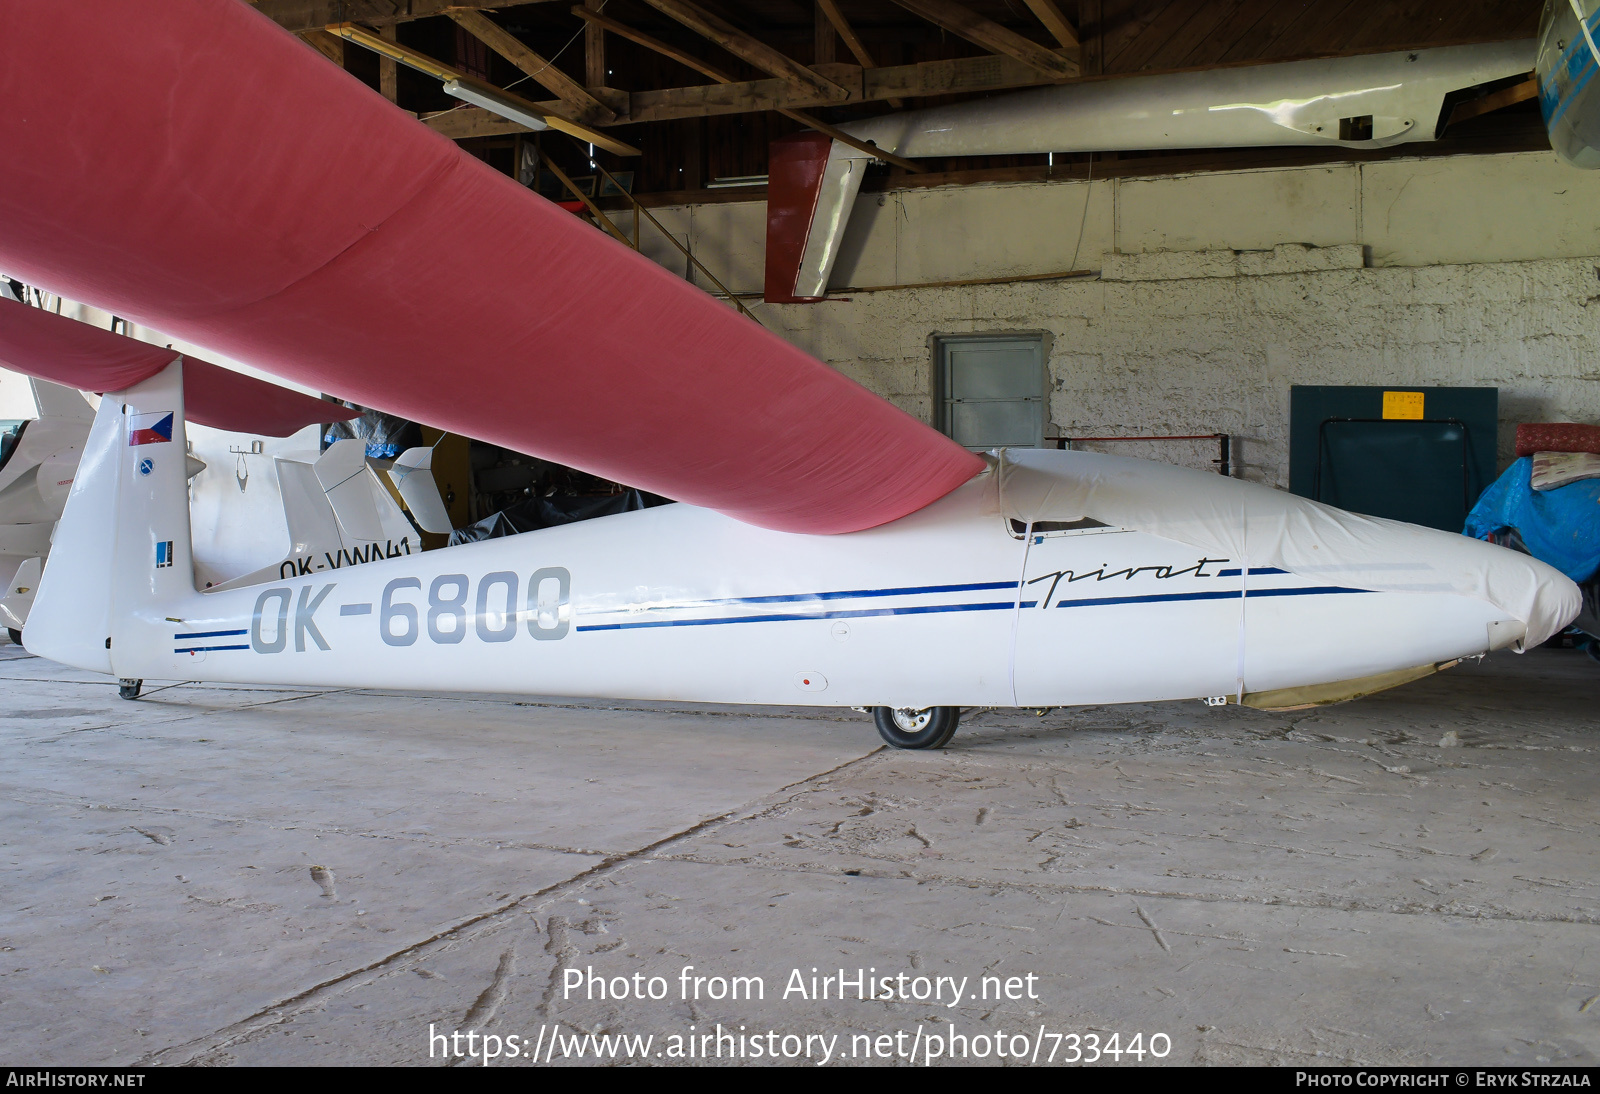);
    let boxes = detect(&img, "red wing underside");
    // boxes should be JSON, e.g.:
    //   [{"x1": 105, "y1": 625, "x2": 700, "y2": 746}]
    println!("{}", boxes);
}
[
  {"x1": 0, "y1": 1, "x2": 982, "y2": 534},
  {"x1": 0, "y1": 297, "x2": 358, "y2": 437}
]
